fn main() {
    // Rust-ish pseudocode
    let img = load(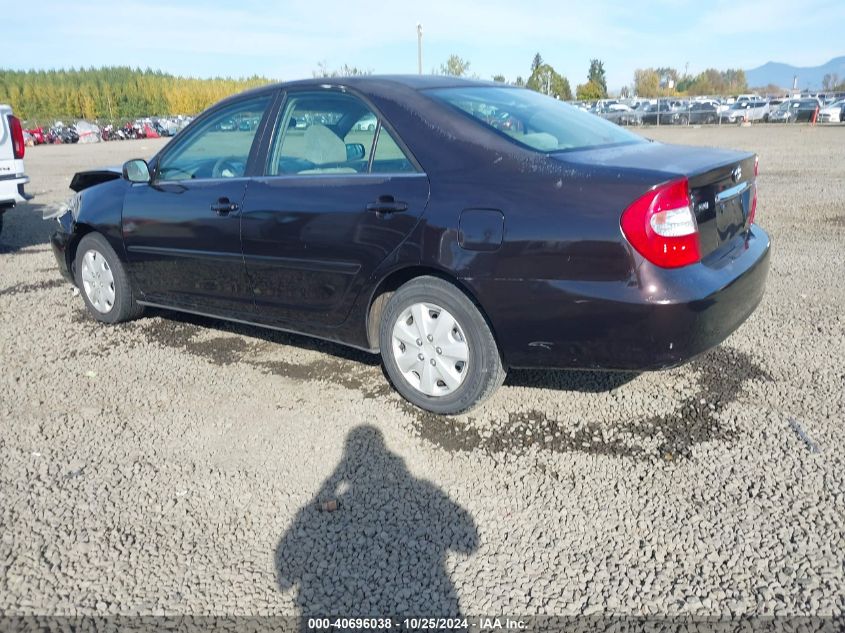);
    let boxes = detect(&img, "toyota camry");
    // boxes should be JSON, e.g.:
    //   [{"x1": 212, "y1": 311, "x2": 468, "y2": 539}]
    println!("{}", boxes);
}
[{"x1": 49, "y1": 76, "x2": 770, "y2": 414}]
